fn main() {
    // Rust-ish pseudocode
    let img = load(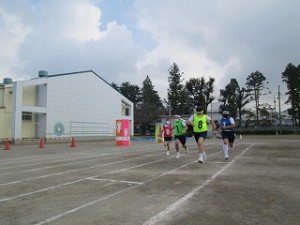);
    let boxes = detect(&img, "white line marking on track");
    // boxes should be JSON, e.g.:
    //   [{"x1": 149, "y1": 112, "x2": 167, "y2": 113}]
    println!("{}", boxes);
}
[
  {"x1": 0, "y1": 151, "x2": 162, "y2": 187},
  {"x1": 0, "y1": 145, "x2": 162, "y2": 166},
  {"x1": 0, "y1": 157, "x2": 110, "y2": 176},
  {"x1": 0, "y1": 151, "x2": 124, "y2": 171},
  {"x1": 120, "y1": 180, "x2": 143, "y2": 185},
  {"x1": 0, "y1": 155, "x2": 166, "y2": 202},
  {"x1": 0, "y1": 178, "x2": 91, "y2": 203},
  {"x1": 33, "y1": 150, "x2": 223, "y2": 225},
  {"x1": 0, "y1": 146, "x2": 163, "y2": 172},
  {"x1": 34, "y1": 186, "x2": 136, "y2": 225},
  {"x1": 86, "y1": 177, "x2": 143, "y2": 185},
  {"x1": 142, "y1": 144, "x2": 254, "y2": 225}
]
